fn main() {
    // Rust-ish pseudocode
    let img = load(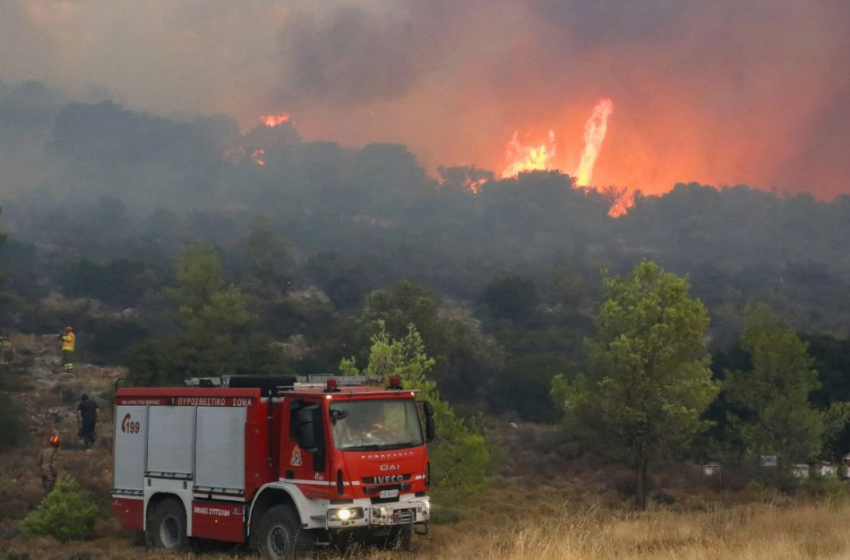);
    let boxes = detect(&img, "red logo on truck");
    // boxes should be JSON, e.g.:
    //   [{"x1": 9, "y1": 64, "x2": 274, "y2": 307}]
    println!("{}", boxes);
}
[{"x1": 121, "y1": 413, "x2": 141, "y2": 434}]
